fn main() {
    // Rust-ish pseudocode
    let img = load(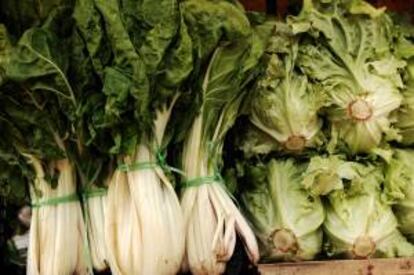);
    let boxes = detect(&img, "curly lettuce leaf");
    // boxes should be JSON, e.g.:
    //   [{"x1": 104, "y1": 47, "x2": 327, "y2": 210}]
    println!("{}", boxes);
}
[
  {"x1": 289, "y1": 0, "x2": 404, "y2": 154},
  {"x1": 396, "y1": 78, "x2": 414, "y2": 145},
  {"x1": 324, "y1": 162, "x2": 414, "y2": 258},
  {"x1": 302, "y1": 155, "x2": 360, "y2": 196},
  {"x1": 249, "y1": 22, "x2": 326, "y2": 154},
  {"x1": 394, "y1": 24, "x2": 414, "y2": 145},
  {"x1": 235, "y1": 121, "x2": 279, "y2": 158},
  {"x1": 383, "y1": 149, "x2": 414, "y2": 241},
  {"x1": 241, "y1": 159, "x2": 324, "y2": 261}
]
